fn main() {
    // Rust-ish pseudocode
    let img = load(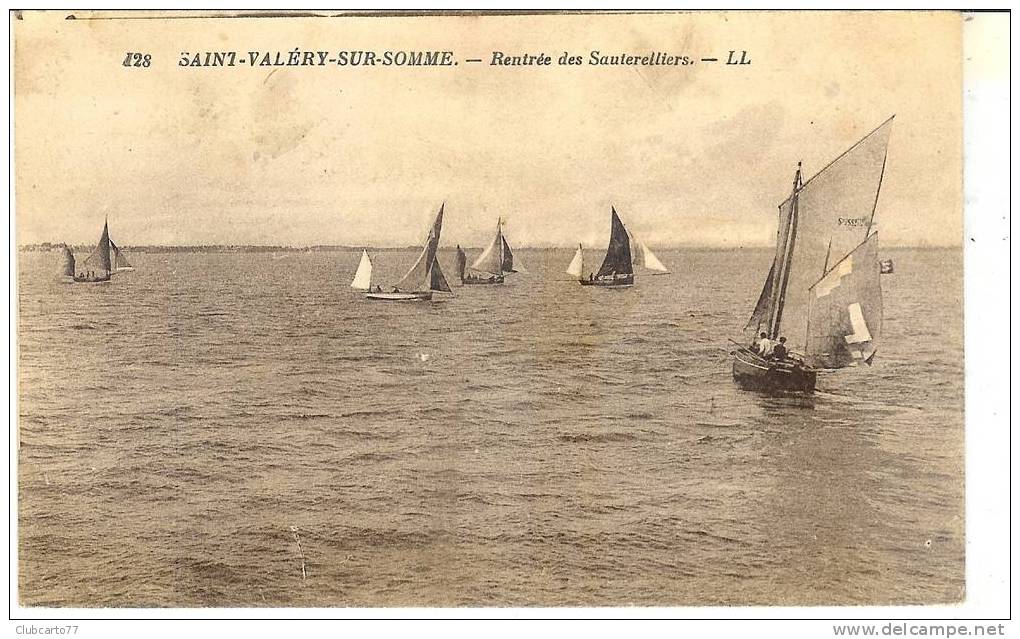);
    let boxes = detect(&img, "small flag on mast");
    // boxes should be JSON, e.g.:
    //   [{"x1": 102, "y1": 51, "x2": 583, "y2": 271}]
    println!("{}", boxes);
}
[{"x1": 879, "y1": 259, "x2": 894, "y2": 274}]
